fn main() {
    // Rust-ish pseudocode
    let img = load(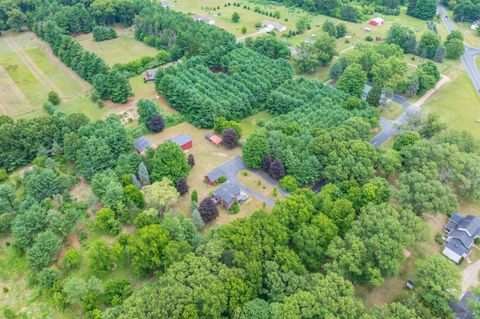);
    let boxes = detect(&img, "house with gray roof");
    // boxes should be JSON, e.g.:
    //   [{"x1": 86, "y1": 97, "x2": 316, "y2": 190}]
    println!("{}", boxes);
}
[
  {"x1": 165, "y1": 133, "x2": 192, "y2": 150},
  {"x1": 212, "y1": 182, "x2": 245, "y2": 209},
  {"x1": 443, "y1": 213, "x2": 480, "y2": 263},
  {"x1": 450, "y1": 291, "x2": 480, "y2": 319},
  {"x1": 262, "y1": 20, "x2": 287, "y2": 32},
  {"x1": 205, "y1": 167, "x2": 225, "y2": 185},
  {"x1": 194, "y1": 14, "x2": 215, "y2": 25}
]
